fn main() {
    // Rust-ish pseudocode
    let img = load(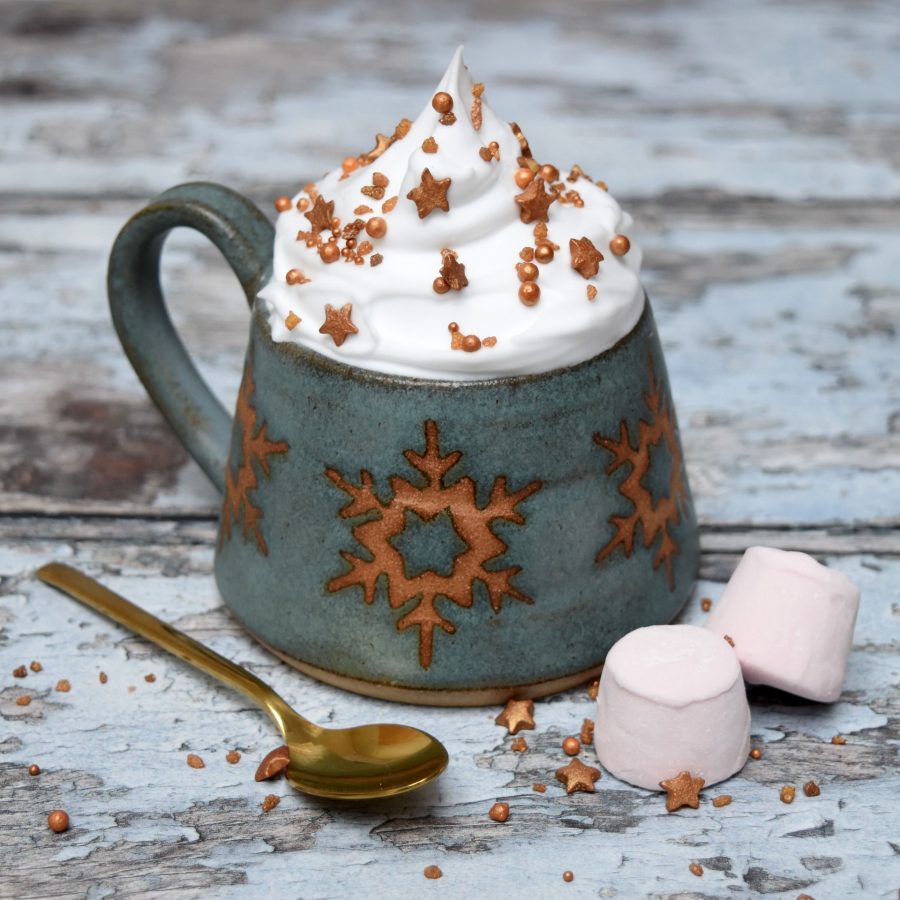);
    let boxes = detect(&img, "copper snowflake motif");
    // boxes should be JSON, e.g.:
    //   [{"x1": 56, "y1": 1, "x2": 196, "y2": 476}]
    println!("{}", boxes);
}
[
  {"x1": 220, "y1": 364, "x2": 288, "y2": 556},
  {"x1": 593, "y1": 355, "x2": 691, "y2": 588},
  {"x1": 325, "y1": 420, "x2": 542, "y2": 669}
]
